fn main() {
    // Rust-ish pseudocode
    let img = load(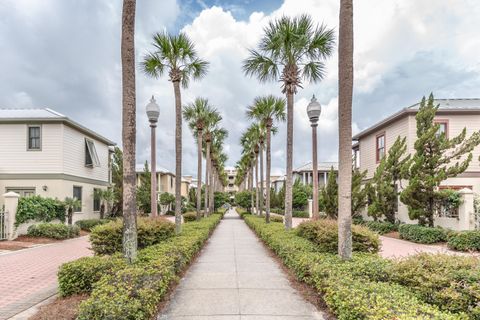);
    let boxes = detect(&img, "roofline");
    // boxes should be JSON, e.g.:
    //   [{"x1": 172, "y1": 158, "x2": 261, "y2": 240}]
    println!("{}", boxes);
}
[
  {"x1": 0, "y1": 114, "x2": 116, "y2": 146},
  {"x1": 353, "y1": 108, "x2": 480, "y2": 140}
]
